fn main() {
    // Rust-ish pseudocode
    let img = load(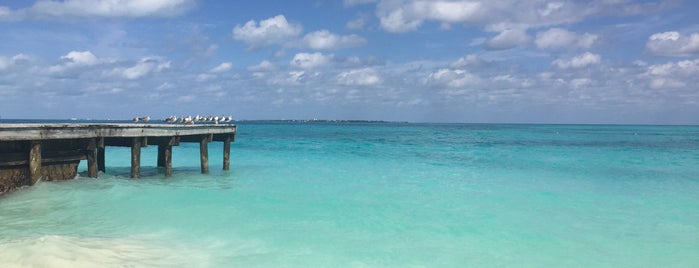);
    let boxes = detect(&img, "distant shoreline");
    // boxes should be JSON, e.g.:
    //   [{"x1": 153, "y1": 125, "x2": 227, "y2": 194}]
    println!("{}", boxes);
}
[{"x1": 0, "y1": 118, "x2": 697, "y2": 126}]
